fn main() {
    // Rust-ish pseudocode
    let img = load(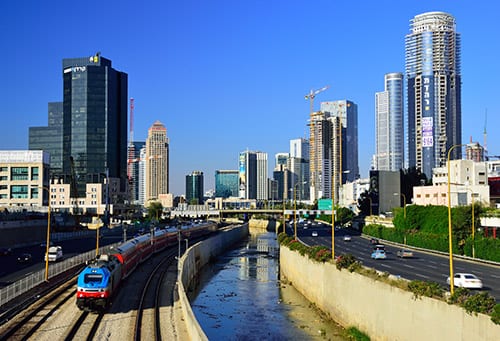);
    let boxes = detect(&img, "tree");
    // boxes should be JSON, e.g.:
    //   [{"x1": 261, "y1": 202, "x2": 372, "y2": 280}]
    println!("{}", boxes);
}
[
  {"x1": 357, "y1": 190, "x2": 371, "y2": 216},
  {"x1": 147, "y1": 201, "x2": 163, "y2": 222},
  {"x1": 336, "y1": 207, "x2": 355, "y2": 226}
]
